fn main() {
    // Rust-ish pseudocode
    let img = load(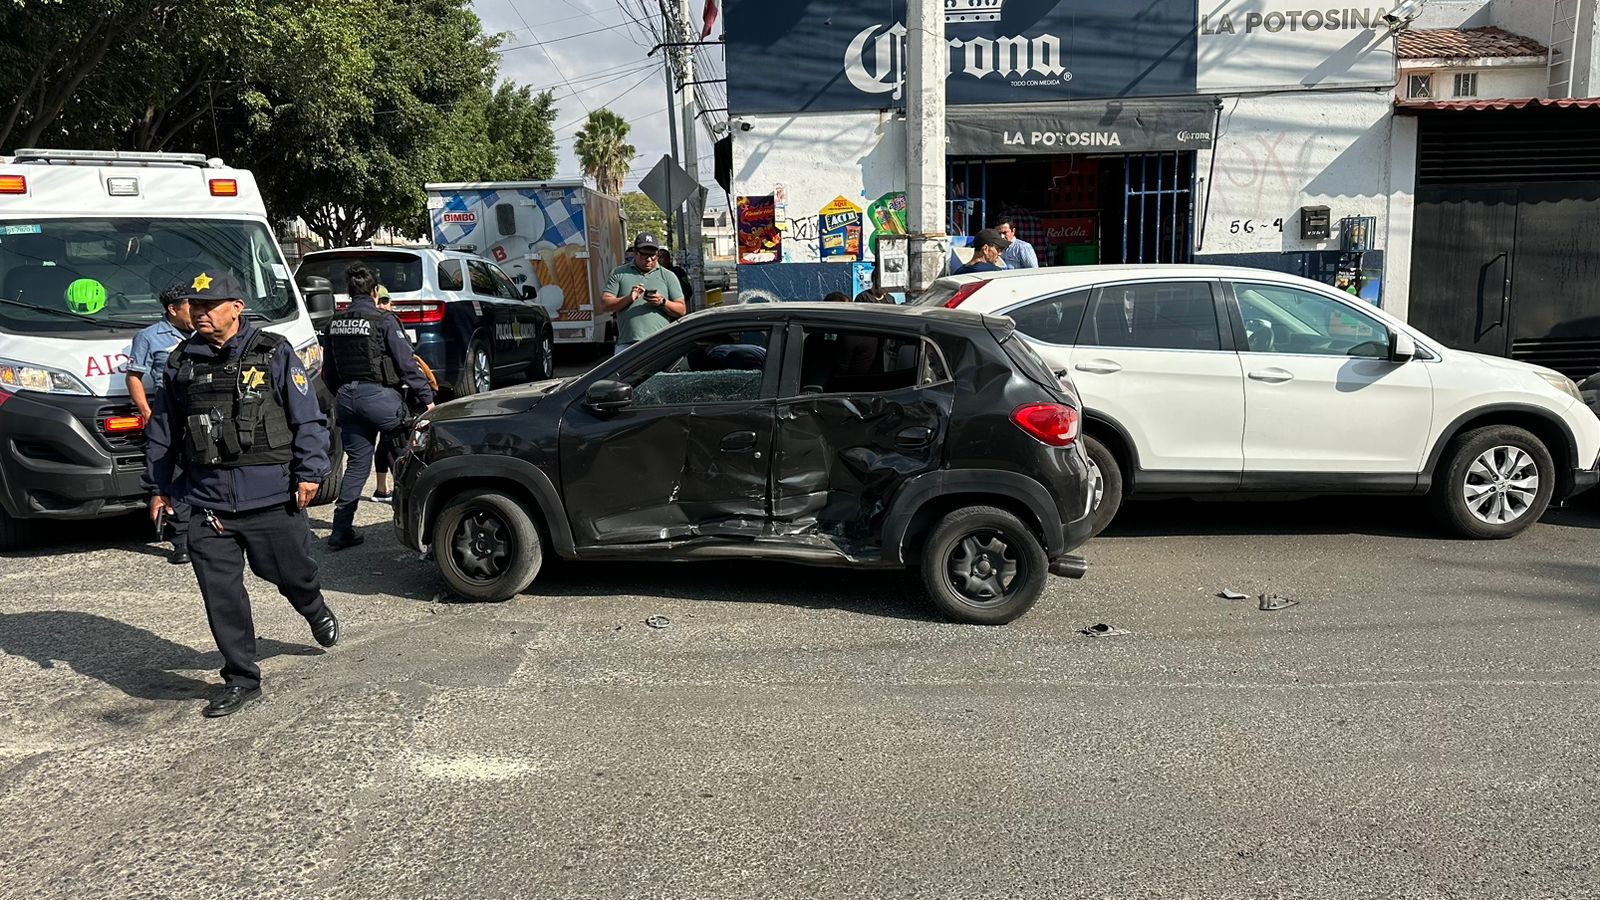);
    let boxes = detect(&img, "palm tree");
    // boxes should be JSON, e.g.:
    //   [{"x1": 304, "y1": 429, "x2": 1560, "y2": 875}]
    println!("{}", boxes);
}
[{"x1": 574, "y1": 108, "x2": 634, "y2": 196}]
